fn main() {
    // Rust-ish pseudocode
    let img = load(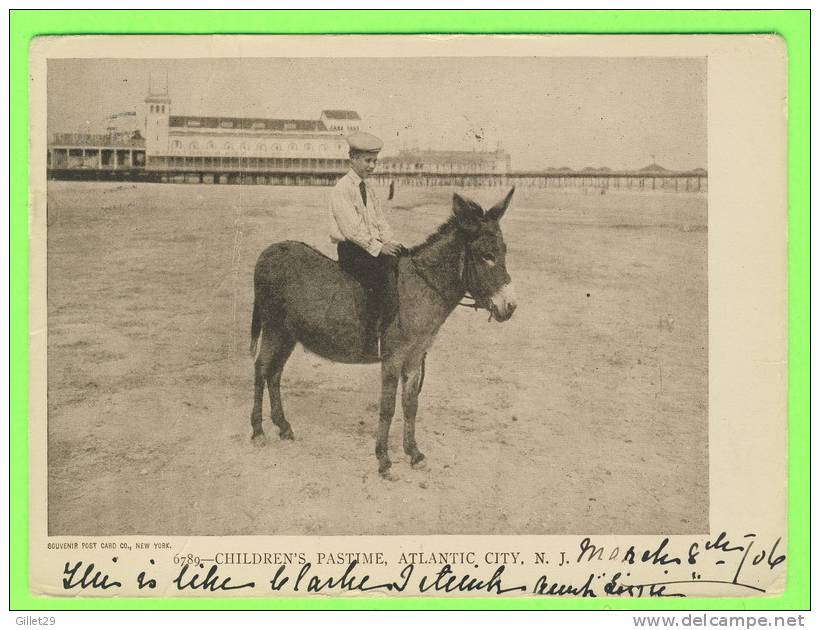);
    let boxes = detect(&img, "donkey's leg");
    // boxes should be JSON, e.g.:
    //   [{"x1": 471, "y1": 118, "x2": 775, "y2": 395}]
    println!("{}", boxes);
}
[
  {"x1": 401, "y1": 351, "x2": 427, "y2": 466},
  {"x1": 376, "y1": 358, "x2": 400, "y2": 476},
  {"x1": 266, "y1": 334, "x2": 296, "y2": 440},
  {"x1": 250, "y1": 330, "x2": 269, "y2": 443},
  {"x1": 250, "y1": 323, "x2": 292, "y2": 443}
]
